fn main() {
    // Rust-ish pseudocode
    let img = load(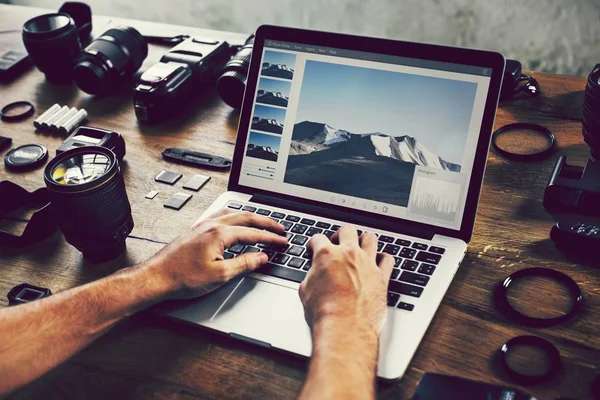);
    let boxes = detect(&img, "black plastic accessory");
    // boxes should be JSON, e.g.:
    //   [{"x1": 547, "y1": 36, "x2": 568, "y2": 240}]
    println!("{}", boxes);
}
[
  {"x1": 4, "y1": 143, "x2": 48, "y2": 171},
  {"x1": 56, "y1": 126, "x2": 126, "y2": 160},
  {"x1": 0, "y1": 181, "x2": 57, "y2": 247},
  {"x1": 1, "y1": 101, "x2": 35, "y2": 122},
  {"x1": 499, "y1": 335, "x2": 561, "y2": 384},
  {"x1": 411, "y1": 373, "x2": 536, "y2": 400},
  {"x1": 7, "y1": 283, "x2": 52, "y2": 305},
  {"x1": 162, "y1": 147, "x2": 232, "y2": 170},
  {"x1": 0, "y1": 136, "x2": 11, "y2": 152},
  {"x1": 492, "y1": 122, "x2": 555, "y2": 160},
  {"x1": 143, "y1": 34, "x2": 190, "y2": 45},
  {"x1": 0, "y1": 40, "x2": 32, "y2": 82},
  {"x1": 550, "y1": 221, "x2": 600, "y2": 261},
  {"x1": 500, "y1": 59, "x2": 540, "y2": 101},
  {"x1": 543, "y1": 155, "x2": 600, "y2": 218},
  {"x1": 495, "y1": 267, "x2": 583, "y2": 327}
]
